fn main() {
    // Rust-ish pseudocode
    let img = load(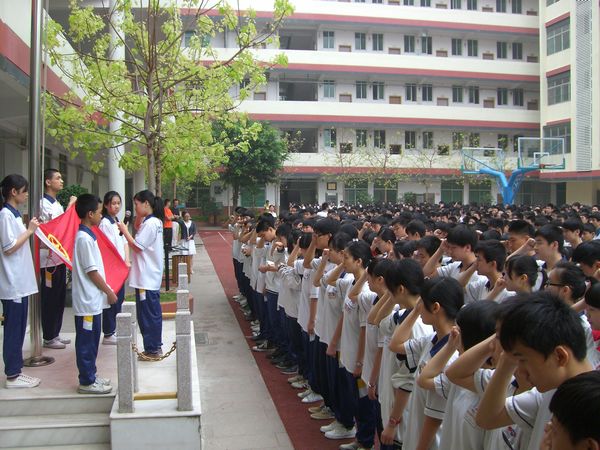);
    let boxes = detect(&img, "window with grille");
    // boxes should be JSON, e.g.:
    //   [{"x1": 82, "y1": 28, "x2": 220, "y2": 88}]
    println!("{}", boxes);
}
[
  {"x1": 323, "y1": 31, "x2": 335, "y2": 49},
  {"x1": 546, "y1": 19, "x2": 569, "y2": 55},
  {"x1": 547, "y1": 72, "x2": 570, "y2": 105}
]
